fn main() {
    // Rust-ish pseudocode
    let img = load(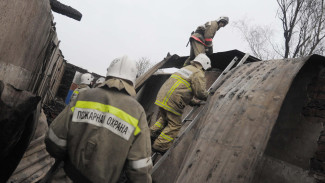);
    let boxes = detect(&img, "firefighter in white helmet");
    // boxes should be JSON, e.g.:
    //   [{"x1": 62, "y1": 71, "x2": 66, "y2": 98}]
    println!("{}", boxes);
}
[
  {"x1": 45, "y1": 55, "x2": 152, "y2": 183},
  {"x1": 150, "y1": 53, "x2": 210, "y2": 153},
  {"x1": 69, "y1": 73, "x2": 93, "y2": 104},
  {"x1": 184, "y1": 16, "x2": 229, "y2": 66},
  {"x1": 93, "y1": 77, "x2": 105, "y2": 88}
]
